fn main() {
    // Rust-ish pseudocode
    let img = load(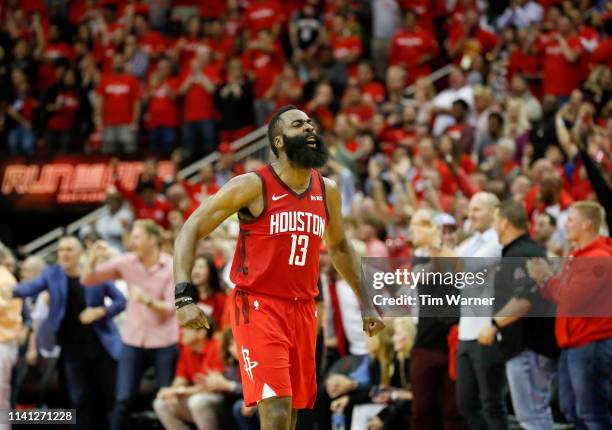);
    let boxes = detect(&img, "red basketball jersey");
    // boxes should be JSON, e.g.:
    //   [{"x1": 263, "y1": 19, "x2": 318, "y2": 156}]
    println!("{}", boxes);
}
[{"x1": 229, "y1": 165, "x2": 329, "y2": 299}]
